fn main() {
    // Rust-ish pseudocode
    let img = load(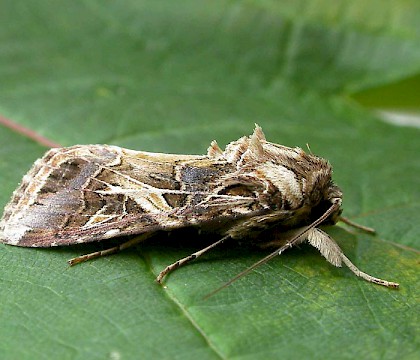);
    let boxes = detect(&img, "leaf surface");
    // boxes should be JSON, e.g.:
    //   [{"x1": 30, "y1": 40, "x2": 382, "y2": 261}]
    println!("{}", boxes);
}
[{"x1": 0, "y1": 1, "x2": 419, "y2": 359}]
